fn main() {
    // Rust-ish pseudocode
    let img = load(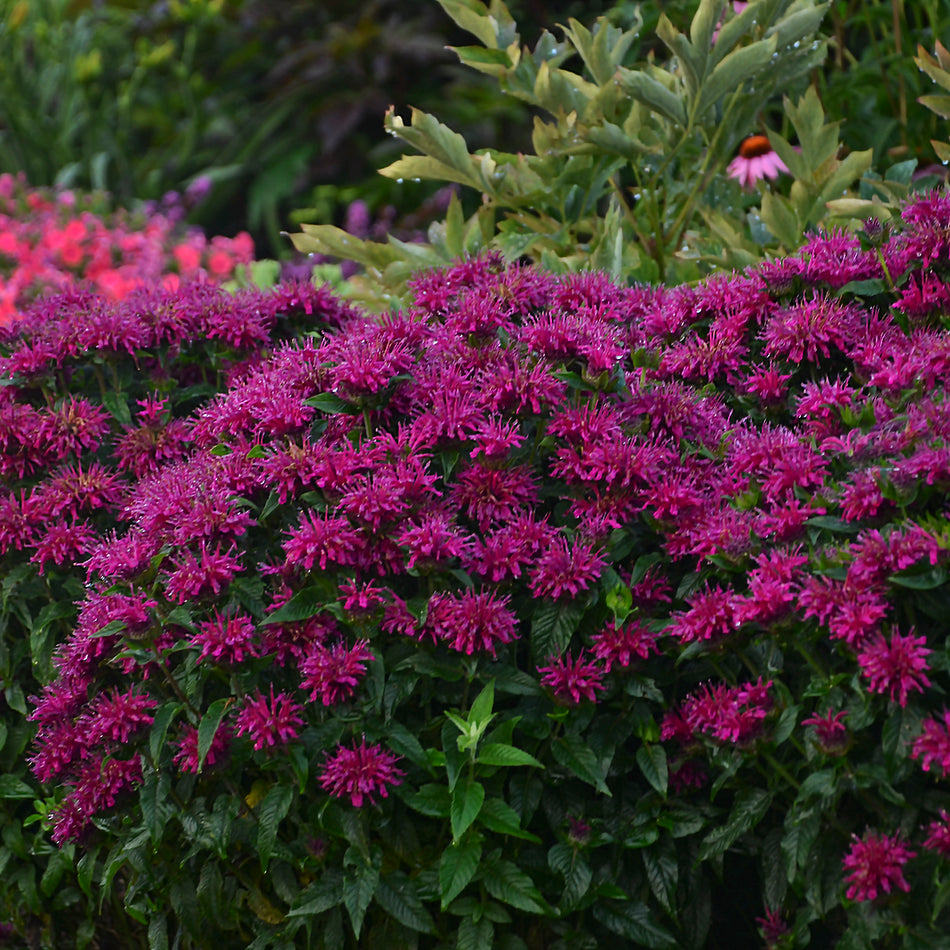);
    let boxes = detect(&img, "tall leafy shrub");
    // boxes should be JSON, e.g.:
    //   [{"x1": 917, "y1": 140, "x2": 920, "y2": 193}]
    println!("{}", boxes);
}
[
  {"x1": 292, "y1": 0, "x2": 830, "y2": 304},
  {"x1": 19, "y1": 190, "x2": 950, "y2": 948}
]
